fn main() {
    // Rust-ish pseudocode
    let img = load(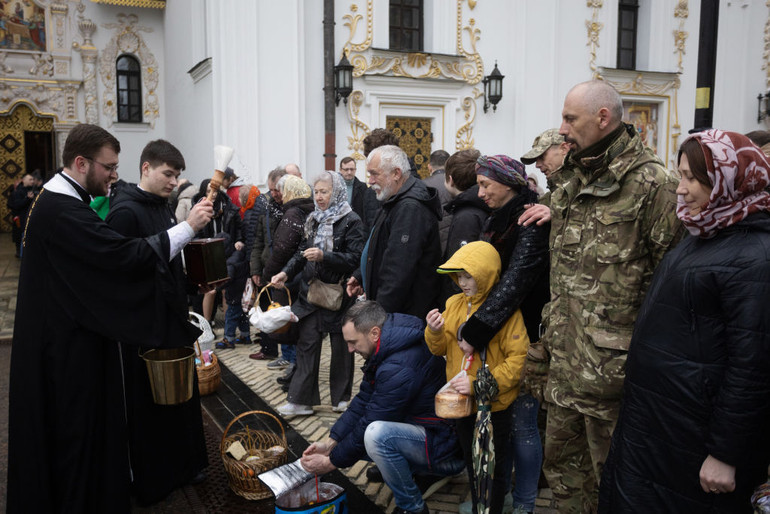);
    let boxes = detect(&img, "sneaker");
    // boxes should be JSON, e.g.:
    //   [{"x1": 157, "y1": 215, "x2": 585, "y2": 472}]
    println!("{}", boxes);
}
[
  {"x1": 215, "y1": 338, "x2": 235, "y2": 349},
  {"x1": 458, "y1": 494, "x2": 513, "y2": 514},
  {"x1": 249, "y1": 351, "x2": 278, "y2": 360},
  {"x1": 276, "y1": 364, "x2": 296, "y2": 384},
  {"x1": 277, "y1": 402, "x2": 313, "y2": 416},
  {"x1": 267, "y1": 358, "x2": 290, "y2": 370},
  {"x1": 235, "y1": 335, "x2": 253, "y2": 345},
  {"x1": 332, "y1": 401, "x2": 348, "y2": 412}
]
